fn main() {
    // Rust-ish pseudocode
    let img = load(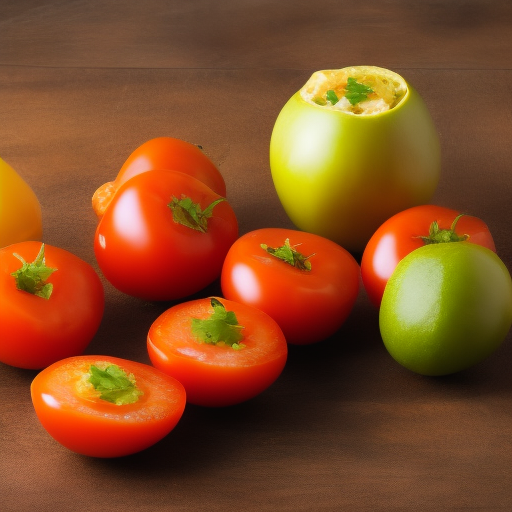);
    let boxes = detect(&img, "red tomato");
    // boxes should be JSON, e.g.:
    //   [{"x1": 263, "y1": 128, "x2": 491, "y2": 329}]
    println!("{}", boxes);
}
[
  {"x1": 147, "y1": 297, "x2": 288, "y2": 407},
  {"x1": 31, "y1": 355, "x2": 186, "y2": 458},
  {"x1": 0, "y1": 242, "x2": 104, "y2": 369},
  {"x1": 220, "y1": 228, "x2": 360, "y2": 345},
  {"x1": 361, "y1": 205, "x2": 496, "y2": 307},
  {"x1": 92, "y1": 137, "x2": 226, "y2": 217},
  {"x1": 94, "y1": 170, "x2": 238, "y2": 301}
]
